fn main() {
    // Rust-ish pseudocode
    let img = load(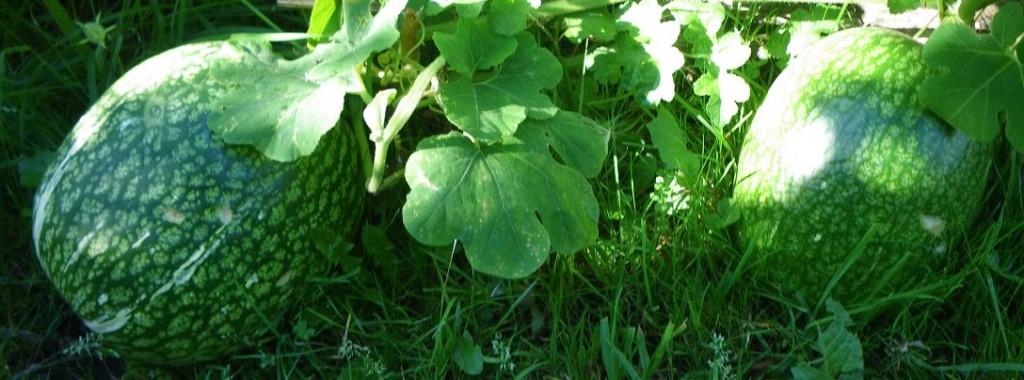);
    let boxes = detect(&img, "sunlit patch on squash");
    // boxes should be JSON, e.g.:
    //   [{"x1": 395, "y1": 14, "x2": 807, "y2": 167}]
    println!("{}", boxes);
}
[{"x1": 779, "y1": 115, "x2": 834, "y2": 190}]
